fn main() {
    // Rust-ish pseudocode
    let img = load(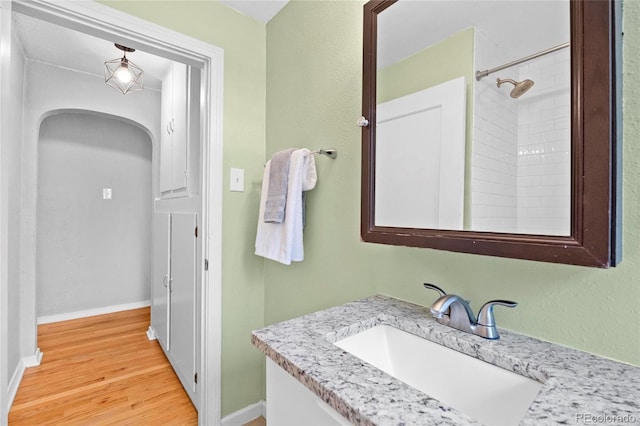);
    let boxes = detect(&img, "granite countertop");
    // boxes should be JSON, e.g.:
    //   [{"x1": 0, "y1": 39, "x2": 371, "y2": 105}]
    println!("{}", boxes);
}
[{"x1": 251, "y1": 295, "x2": 640, "y2": 425}]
